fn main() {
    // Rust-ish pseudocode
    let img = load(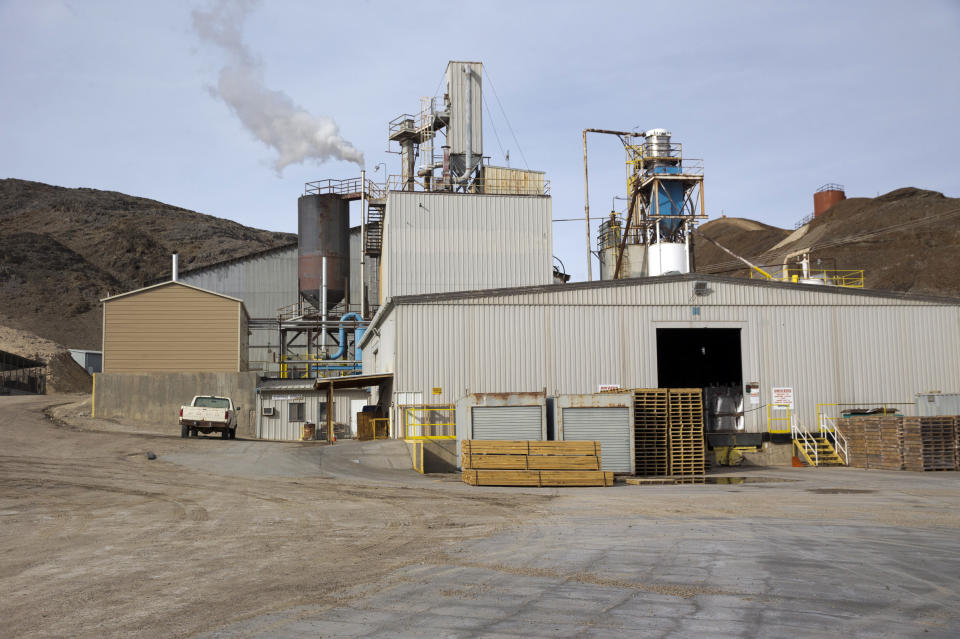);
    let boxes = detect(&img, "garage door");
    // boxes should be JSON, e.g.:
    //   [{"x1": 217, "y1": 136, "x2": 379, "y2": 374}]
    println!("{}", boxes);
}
[
  {"x1": 561, "y1": 407, "x2": 632, "y2": 472},
  {"x1": 471, "y1": 406, "x2": 543, "y2": 440}
]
